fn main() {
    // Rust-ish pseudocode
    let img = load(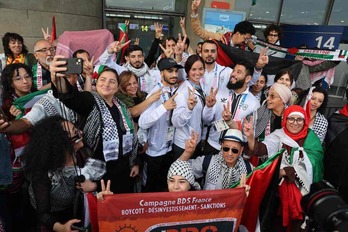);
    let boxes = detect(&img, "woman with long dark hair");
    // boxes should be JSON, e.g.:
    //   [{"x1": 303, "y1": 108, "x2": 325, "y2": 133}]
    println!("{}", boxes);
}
[
  {"x1": 305, "y1": 86, "x2": 328, "y2": 143},
  {"x1": 0, "y1": 63, "x2": 37, "y2": 231},
  {"x1": 1, "y1": 32, "x2": 36, "y2": 71},
  {"x1": 23, "y1": 116, "x2": 98, "y2": 231}
]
